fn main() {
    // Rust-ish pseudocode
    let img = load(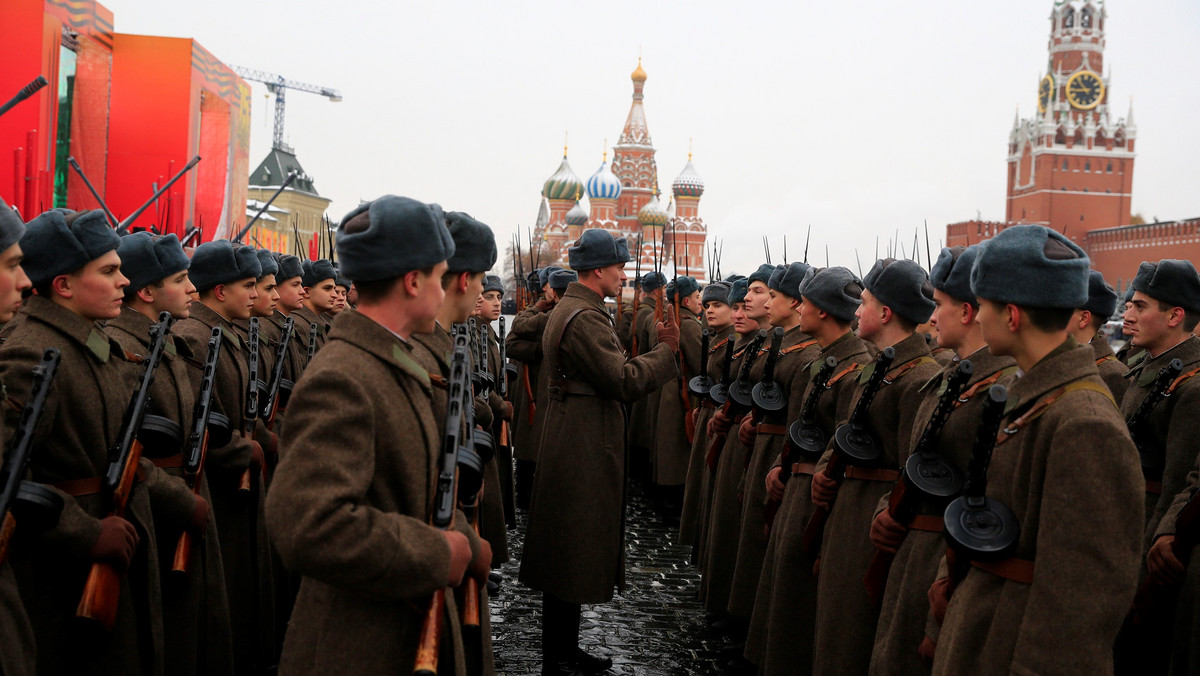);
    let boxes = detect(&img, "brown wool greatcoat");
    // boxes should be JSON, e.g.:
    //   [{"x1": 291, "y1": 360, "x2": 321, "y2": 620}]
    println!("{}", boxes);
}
[
  {"x1": 507, "y1": 304, "x2": 551, "y2": 462},
  {"x1": 105, "y1": 307, "x2": 236, "y2": 676},
  {"x1": 728, "y1": 326, "x2": 821, "y2": 617},
  {"x1": 744, "y1": 330, "x2": 871, "y2": 673},
  {"x1": 1092, "y1": 336, "x2": 1130, "y2": 402},
  {"x1": 1, "y1": 375, "x2": 36, "y2": 676},
  {"x1": 291, "y1": 306, "x2": 329, "y2": 352},
  {"x1": 651, "y1": 305, "x2": 704, "y2": 486},
  {"x1": 484, "y1": 324, "x2": 515, "y2": 538},
  {"x1": 519, "y1": 283, "x2": 677, "y2": 604},
  {"x1": 267, "y1": 310, "x2": 478, "y2": 675},
  {"x1": 812, "y1": 332, "x2": 941, "y2": 676},
  {"x1": 679, "y1": 325, "x2": 735, "y2": 547},
  {"x1": 931, "y1": 340, "x2": 1143, "y2": 676},
  {"x1": 868, "y1": 347, "x2": 1017, "y2": 676},
  {"x1": 627, "y1": 299, "x2": 660, "y2": 453},
  {"x1": 1153, "y1": 451, "x2": 1200, "y2": 675},
  {"x1": 0, "y1": 296, "x2": 164, "y2": 676},
  {"x1": 700, "y1": 330, "x2": 767, "y2": 614},
  {"x1": 174, "y1": 301, "x2": 276, "y2": 674}
]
